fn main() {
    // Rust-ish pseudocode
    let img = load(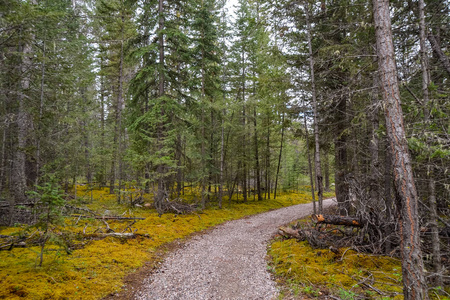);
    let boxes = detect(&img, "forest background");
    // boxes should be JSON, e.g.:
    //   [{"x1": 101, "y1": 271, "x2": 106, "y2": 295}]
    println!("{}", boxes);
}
[{"x1": 0, "y1": 0, "x2": 449, "y2": 298}]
